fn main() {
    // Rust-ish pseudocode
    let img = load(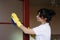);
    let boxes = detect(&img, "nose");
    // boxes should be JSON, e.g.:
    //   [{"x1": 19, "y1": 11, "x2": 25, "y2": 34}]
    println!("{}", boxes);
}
[{"x1": 36, "y1": 15, "x2": 38, "y2": 18}]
